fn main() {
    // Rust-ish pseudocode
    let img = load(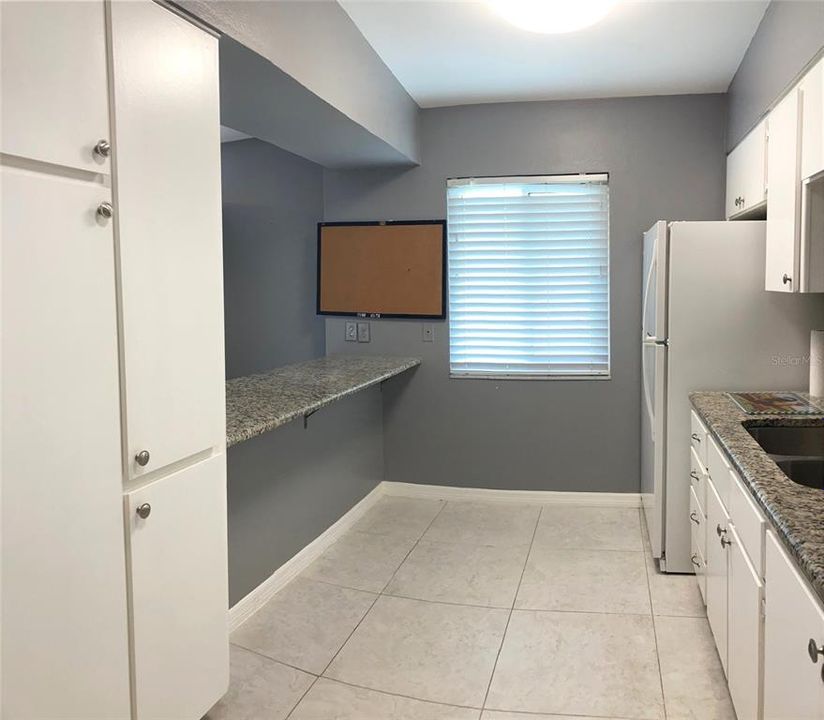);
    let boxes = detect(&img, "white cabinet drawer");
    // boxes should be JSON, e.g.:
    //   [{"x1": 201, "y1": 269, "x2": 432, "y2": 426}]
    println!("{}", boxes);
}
[
  {"x1": 692, "y1": 525, "x2": 707, "y2": 605},
  {"x1": 690, "y1": 445, "x2": 707, "y2": 513},
  {"x1": 730, "y1": 469, "x2": 766, "y2": 579},
  {"x1": 690, "y1": 484, "x2": 707, "y2": 561},
  {"x1": 707, "y1": 435, "x2": 731, "y2": 509},
  {"x1": 691, "y1": 410, "x2": 708, "y2": 468}
]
